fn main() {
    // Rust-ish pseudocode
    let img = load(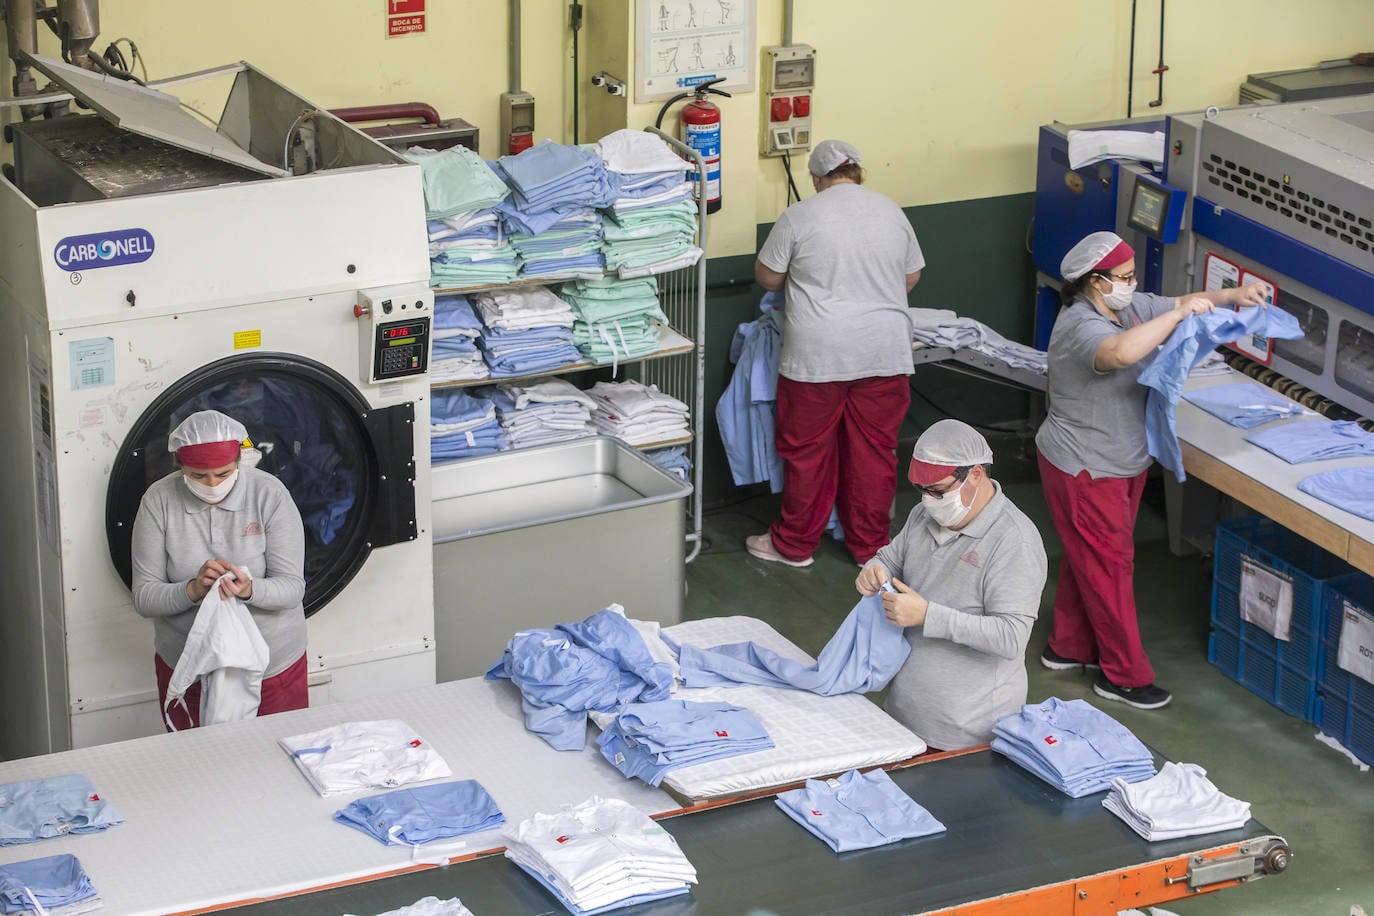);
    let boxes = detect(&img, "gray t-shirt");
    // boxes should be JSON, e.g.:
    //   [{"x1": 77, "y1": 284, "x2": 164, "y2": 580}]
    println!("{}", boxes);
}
[
  {"x1": 131, "y1": 467, "x2": 307, "y2": 677},
  {"x1": 757, "y1": 183, "x2": 925, "y2": 382},
  {"x1": 1035, "y1": 292, "x2": 1174, "y2": 479},
  {"x1": 874, "y1": 481, "x2": 1047, "y2": 751}
]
